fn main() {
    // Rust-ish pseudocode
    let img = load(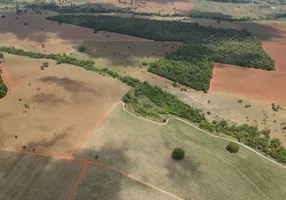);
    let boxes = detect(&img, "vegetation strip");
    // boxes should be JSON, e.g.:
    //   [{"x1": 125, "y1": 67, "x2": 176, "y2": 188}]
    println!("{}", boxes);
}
[
  {"x1": 1, "y1": 46, "x2": 285, "y2": 164},
  {"x1": 47, "y1": 15, "x2": 274, "y2": 91}
]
